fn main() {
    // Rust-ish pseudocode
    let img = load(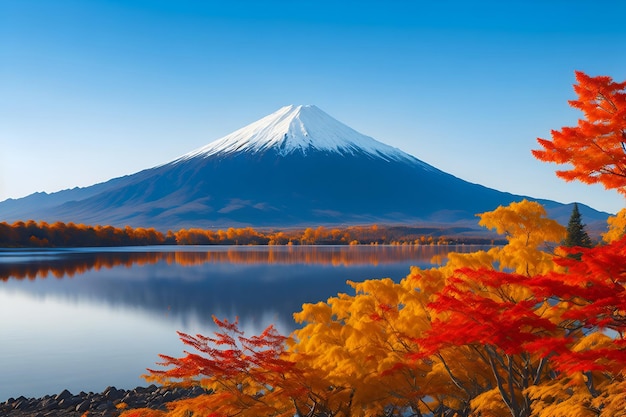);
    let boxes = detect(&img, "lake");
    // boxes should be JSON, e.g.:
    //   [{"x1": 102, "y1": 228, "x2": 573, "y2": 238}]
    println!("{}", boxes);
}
[{"x1": 0, "y1": 244, "x2": 487, "y2": 401}]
